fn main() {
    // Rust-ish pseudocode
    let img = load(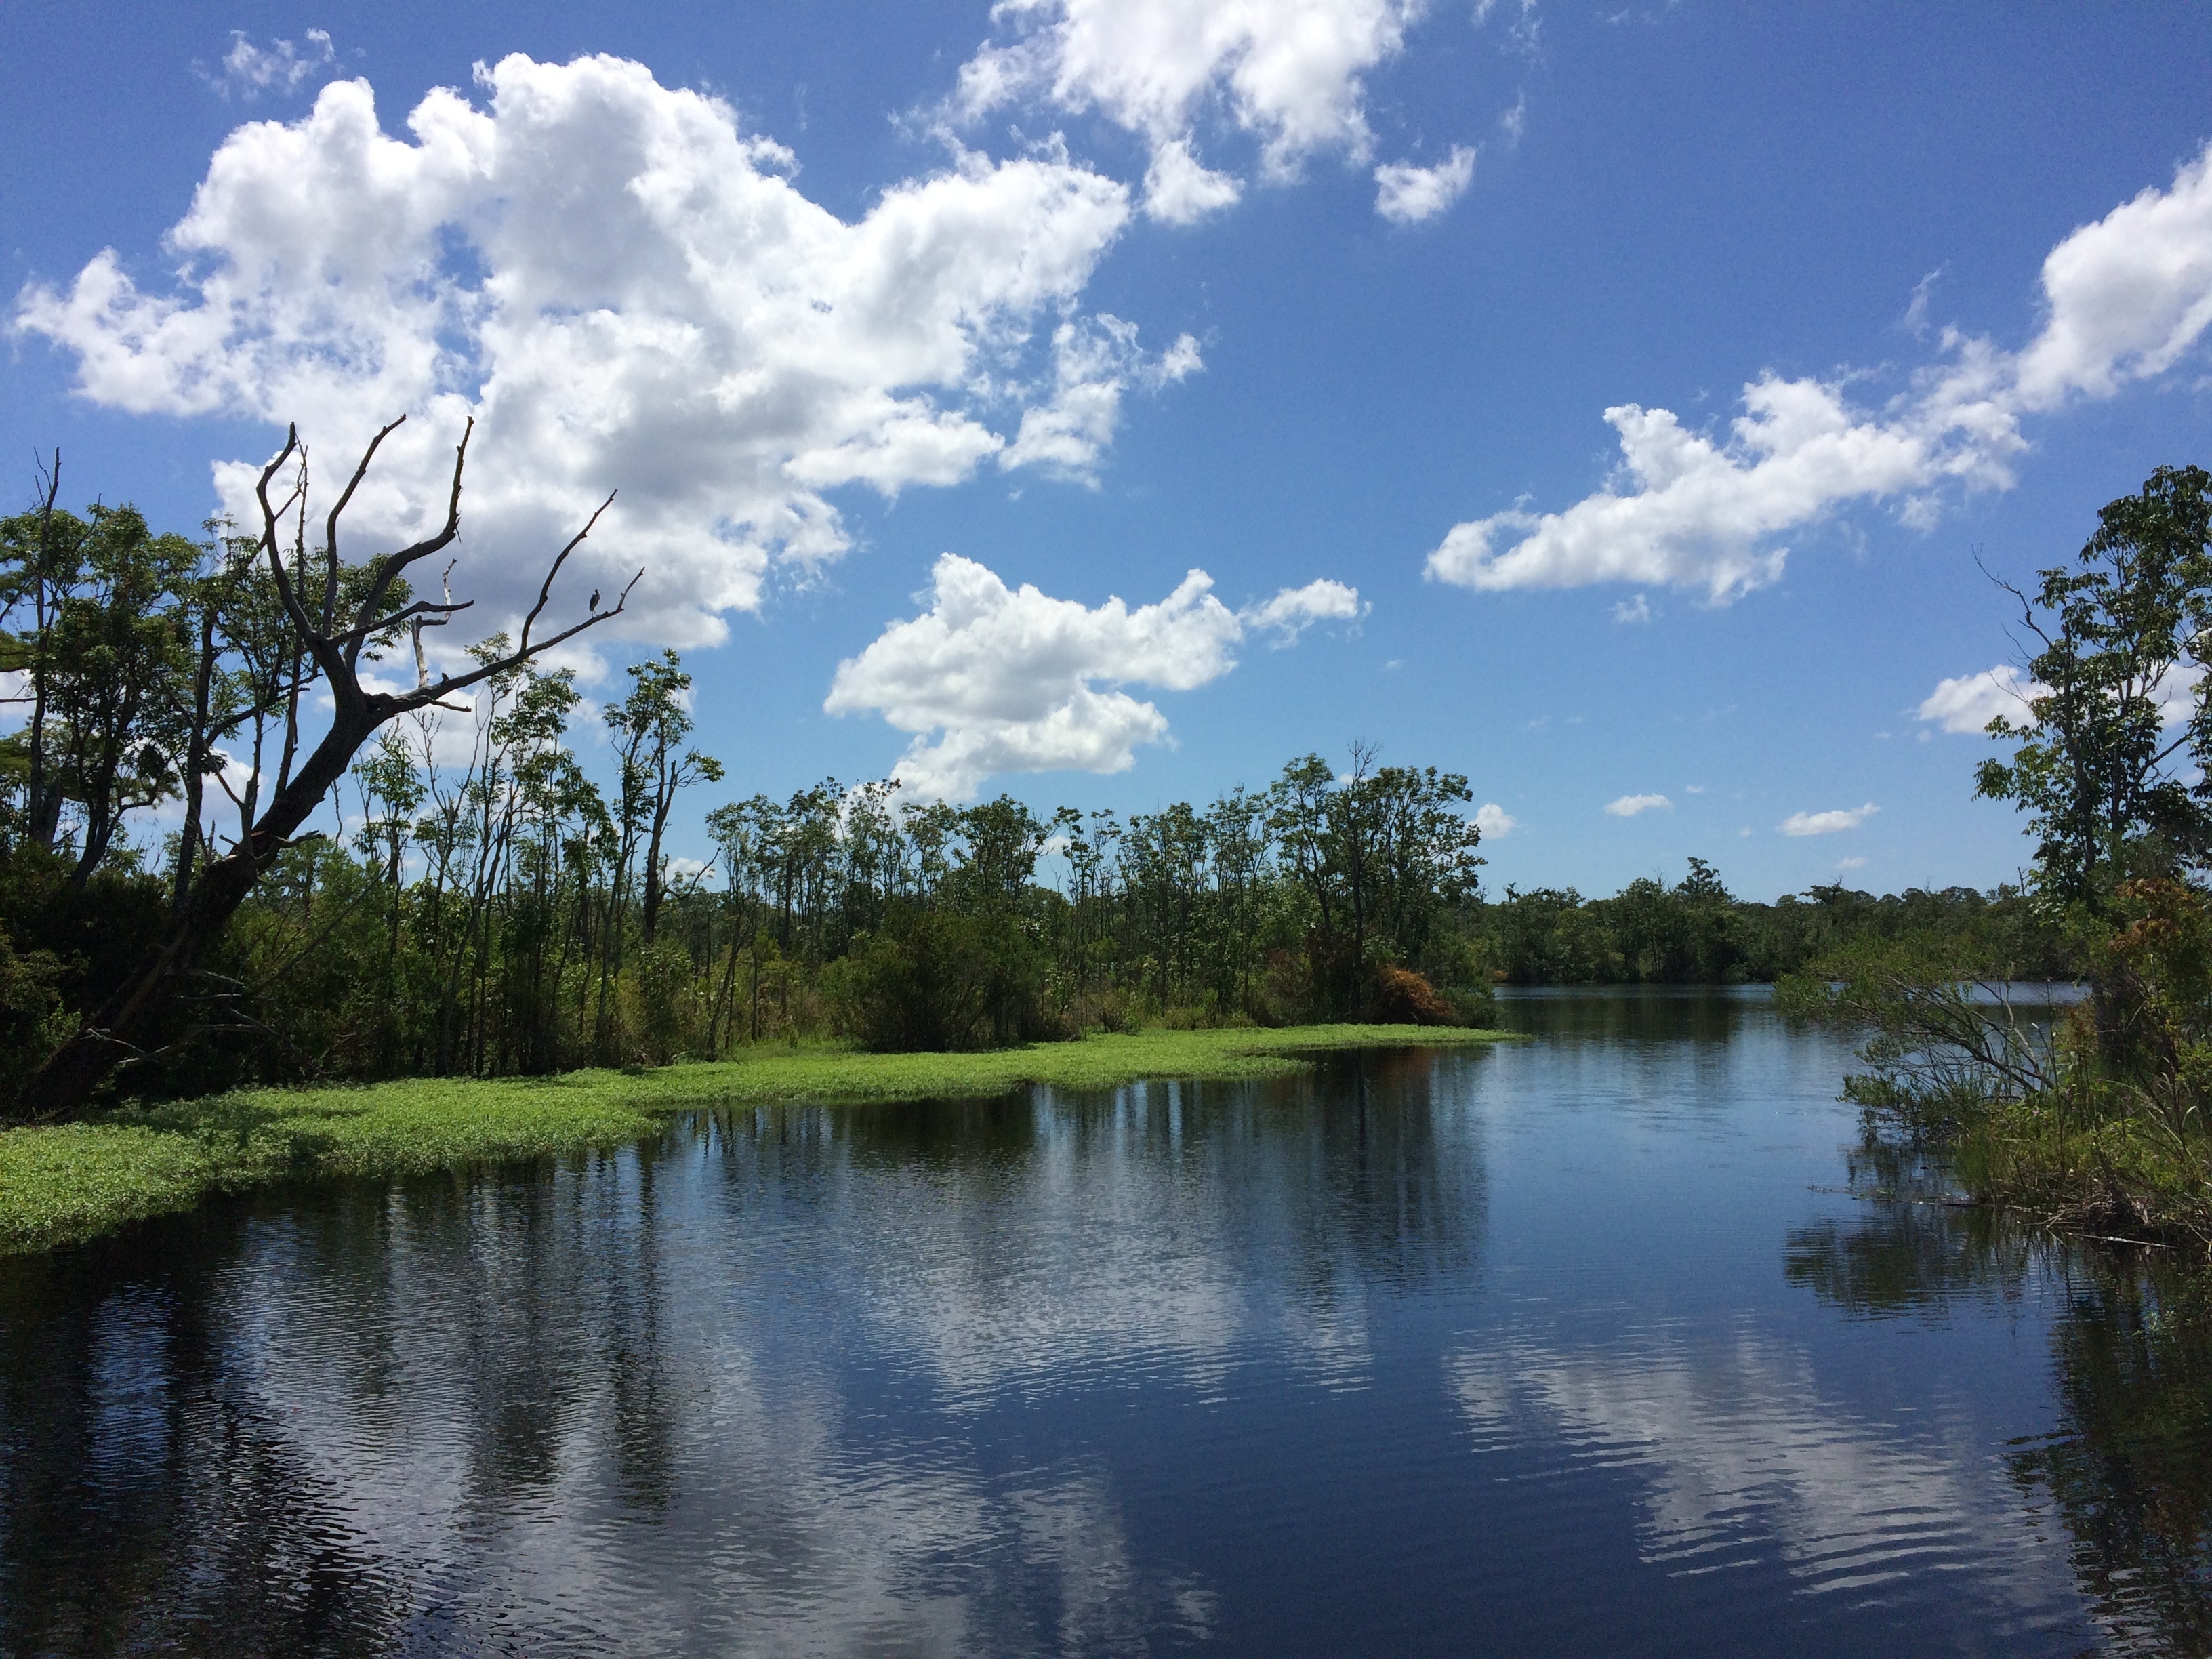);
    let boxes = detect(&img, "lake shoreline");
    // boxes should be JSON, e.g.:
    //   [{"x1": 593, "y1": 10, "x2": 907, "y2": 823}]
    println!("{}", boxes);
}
[
  {"x1": 1957, "y1": 1102, "x2": 2212, "y2": 1256},
  {"x1": 0, "y1": 1025, "x2": 1513, "y2": 1258}
]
